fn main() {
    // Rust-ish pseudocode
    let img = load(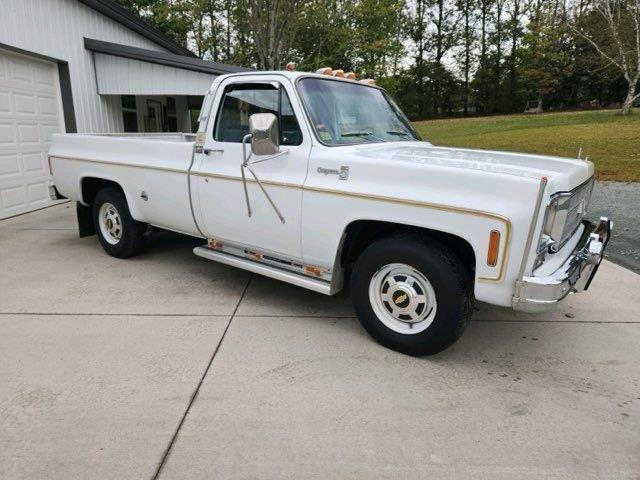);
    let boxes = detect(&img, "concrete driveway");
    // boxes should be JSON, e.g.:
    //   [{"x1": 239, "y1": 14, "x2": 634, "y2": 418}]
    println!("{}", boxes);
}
[{"x1": 1, "y1": 203, "x2": 639, "y2": 480}]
